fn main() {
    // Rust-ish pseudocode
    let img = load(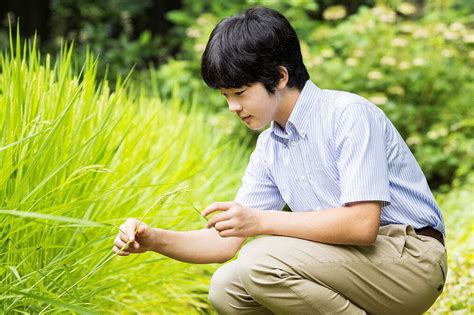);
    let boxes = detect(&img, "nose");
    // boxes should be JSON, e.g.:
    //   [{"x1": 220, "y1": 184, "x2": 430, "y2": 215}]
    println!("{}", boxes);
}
[{"x1": 227, "y1": 98, "x2": 242, "y2": 113}]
